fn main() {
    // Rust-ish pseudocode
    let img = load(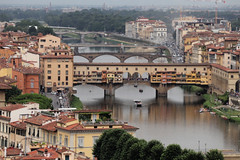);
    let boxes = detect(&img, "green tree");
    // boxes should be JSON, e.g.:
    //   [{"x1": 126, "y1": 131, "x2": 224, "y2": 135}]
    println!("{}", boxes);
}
[
  {"x1": 5, "y1": 85, "x2": 22, "y2": 102},
  {"x1": 128, "y1": 139, "x2": 147, "y2": 160},
  {"x1": 175, "y1": 149, "x2": 205, "y2": 160},
  {"x1": 206, "y1": 149, "x2": 224, "y2": 160},
  {"x1": 161, "y1": 144, "x2": 182, "y2": 160},
  {"x1": 120, "y1": 137, "x2": 139, "y2": 160},
  {"x1": 28, "y1": 26, "x2": 37, "y2": 36},
  {"x1": 93, "y1": 129, "x2": 127, "y2": 160},
  {"x1": 8, "y1": 93, "x2": 52, "y2": 109},
  {"x1": 142, "y1": 140, "x2": 165, "y2": 160},
  {"x1": 112, "y1": 132, "x2": 133, "y2": 160}
]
